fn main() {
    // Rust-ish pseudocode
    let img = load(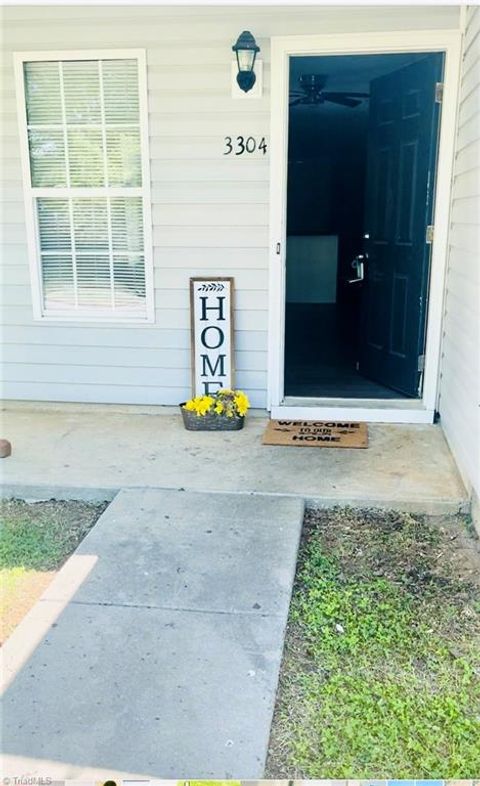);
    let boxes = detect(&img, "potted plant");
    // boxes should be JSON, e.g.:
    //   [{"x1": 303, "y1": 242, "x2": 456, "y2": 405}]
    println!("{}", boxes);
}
[{"x1": 180, "y1": 389, "x2": 250, "y2": 431}]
